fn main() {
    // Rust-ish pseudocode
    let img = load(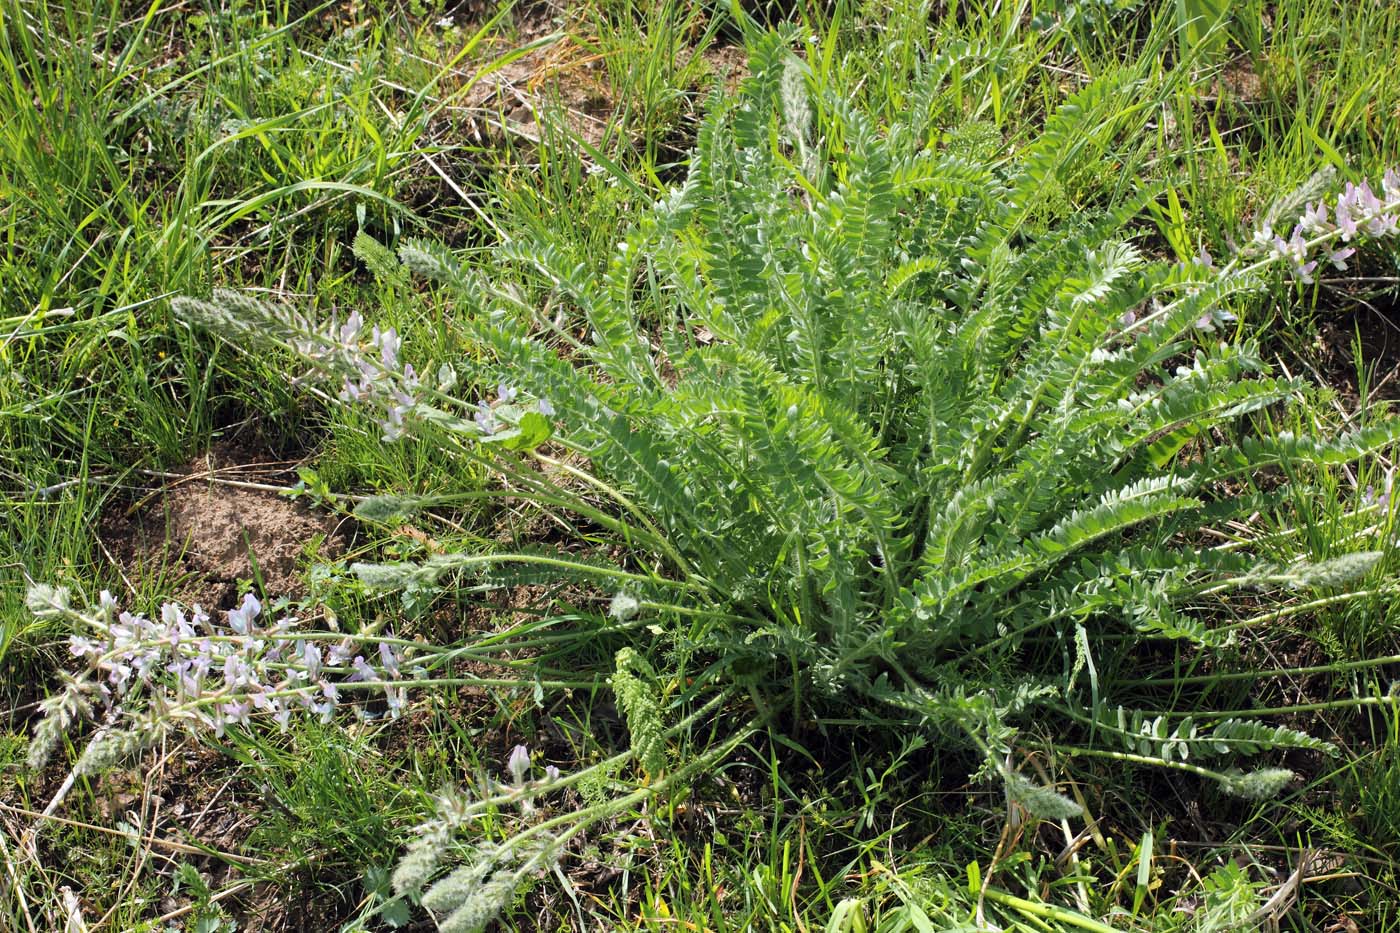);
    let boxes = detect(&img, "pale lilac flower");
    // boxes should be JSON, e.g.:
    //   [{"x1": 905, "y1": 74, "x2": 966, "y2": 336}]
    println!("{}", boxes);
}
[
  {"x1": 1356, "y1": 180, "x2": 1382, "y2": 216},
  {"x1": 544, "y1": 765, "x2": 561, "y2": 782},
  {"x1": 1285, "y1": 232, "x2": 1308, "y2": 263},
  {"x1": 337, "y1": 312, "x2": 363, "y2": 346},
  {"x1": 161, "y1": 603, "x2": 183, "y2": 638},
  {"x1": 1263, "y1": 230, "x2": 1322, "y2": 283},
  {"x1": 309, "y1": 311, "x2": 423, "y2": 441},
  {"x1": 1369, "y1": 212, "x2": 1399, "y2": 237},
  {"x1": 350, "y1": 656, "x2": 377, "y2": 682},
  {"x1": 1195, "y1": 309, "x2": 1238, "y2": 333},
  {"x1": 497, "y1": 383, "x2": 518, "y2": 404},
  {"x1": 1365, "y1": 467, "x2": 1395, "y2": 511},
  {"x1": 378, "y1": 641, "x2": 402, "y2": 677},
  {"x1": 110, "y1": 616, "x2": 137, "y2": 653},
  {"x1": 385, "y1": 687, "x2": 406, "y2": 720},
  {"x1": 473, "y1": 404, "x2": 499, "y2": 435},
  {"x1": 380, "y1": 406, "x2": 406, "y2": 442},
  {"x1": 227, "y1": 593, "x2": 260, "y2": 634},
  {"x1": 108, "y1": 662, "x2": 132, "y2": 691},
  {"x1": 263, "y1": 639, "x2": 287, "y2": 664},
  {"x1": 190, "y1": 642, "x2": 215, "y2": 679},
  {"x1": 222, "y1": 700, "x2": 252, "y2": 728},
  {"x1": 1298, "y1": 201, "x2": 1329, "y2": 234},
  {"x1": 538, "y1": 398, "x2": 556, "y2": 417},
  {"x1": 132, "y1": 650, "x2": 160, "y2": 680},
  {"x1": 46, "y1": 589, "x2": 418, "y2": 754},
  {"x1": 376, "y1": 327, "x2": 400, "y2": 368},
  {"x1": 1335, "y1": 199, "x2": 1359, "y2": 240},
  {"x1": 301, "y1": 641, "x2": 322, "y2": 680},
  {"x1": 507, "y1": 745, "x2": 531, "y2": 786},
  {"x1": 1328, "y1": 247, "x2": 1356, "y2": 271},
  {"x1": 1384, "y1": 168, "x2": 1400, "y2": 202}
]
